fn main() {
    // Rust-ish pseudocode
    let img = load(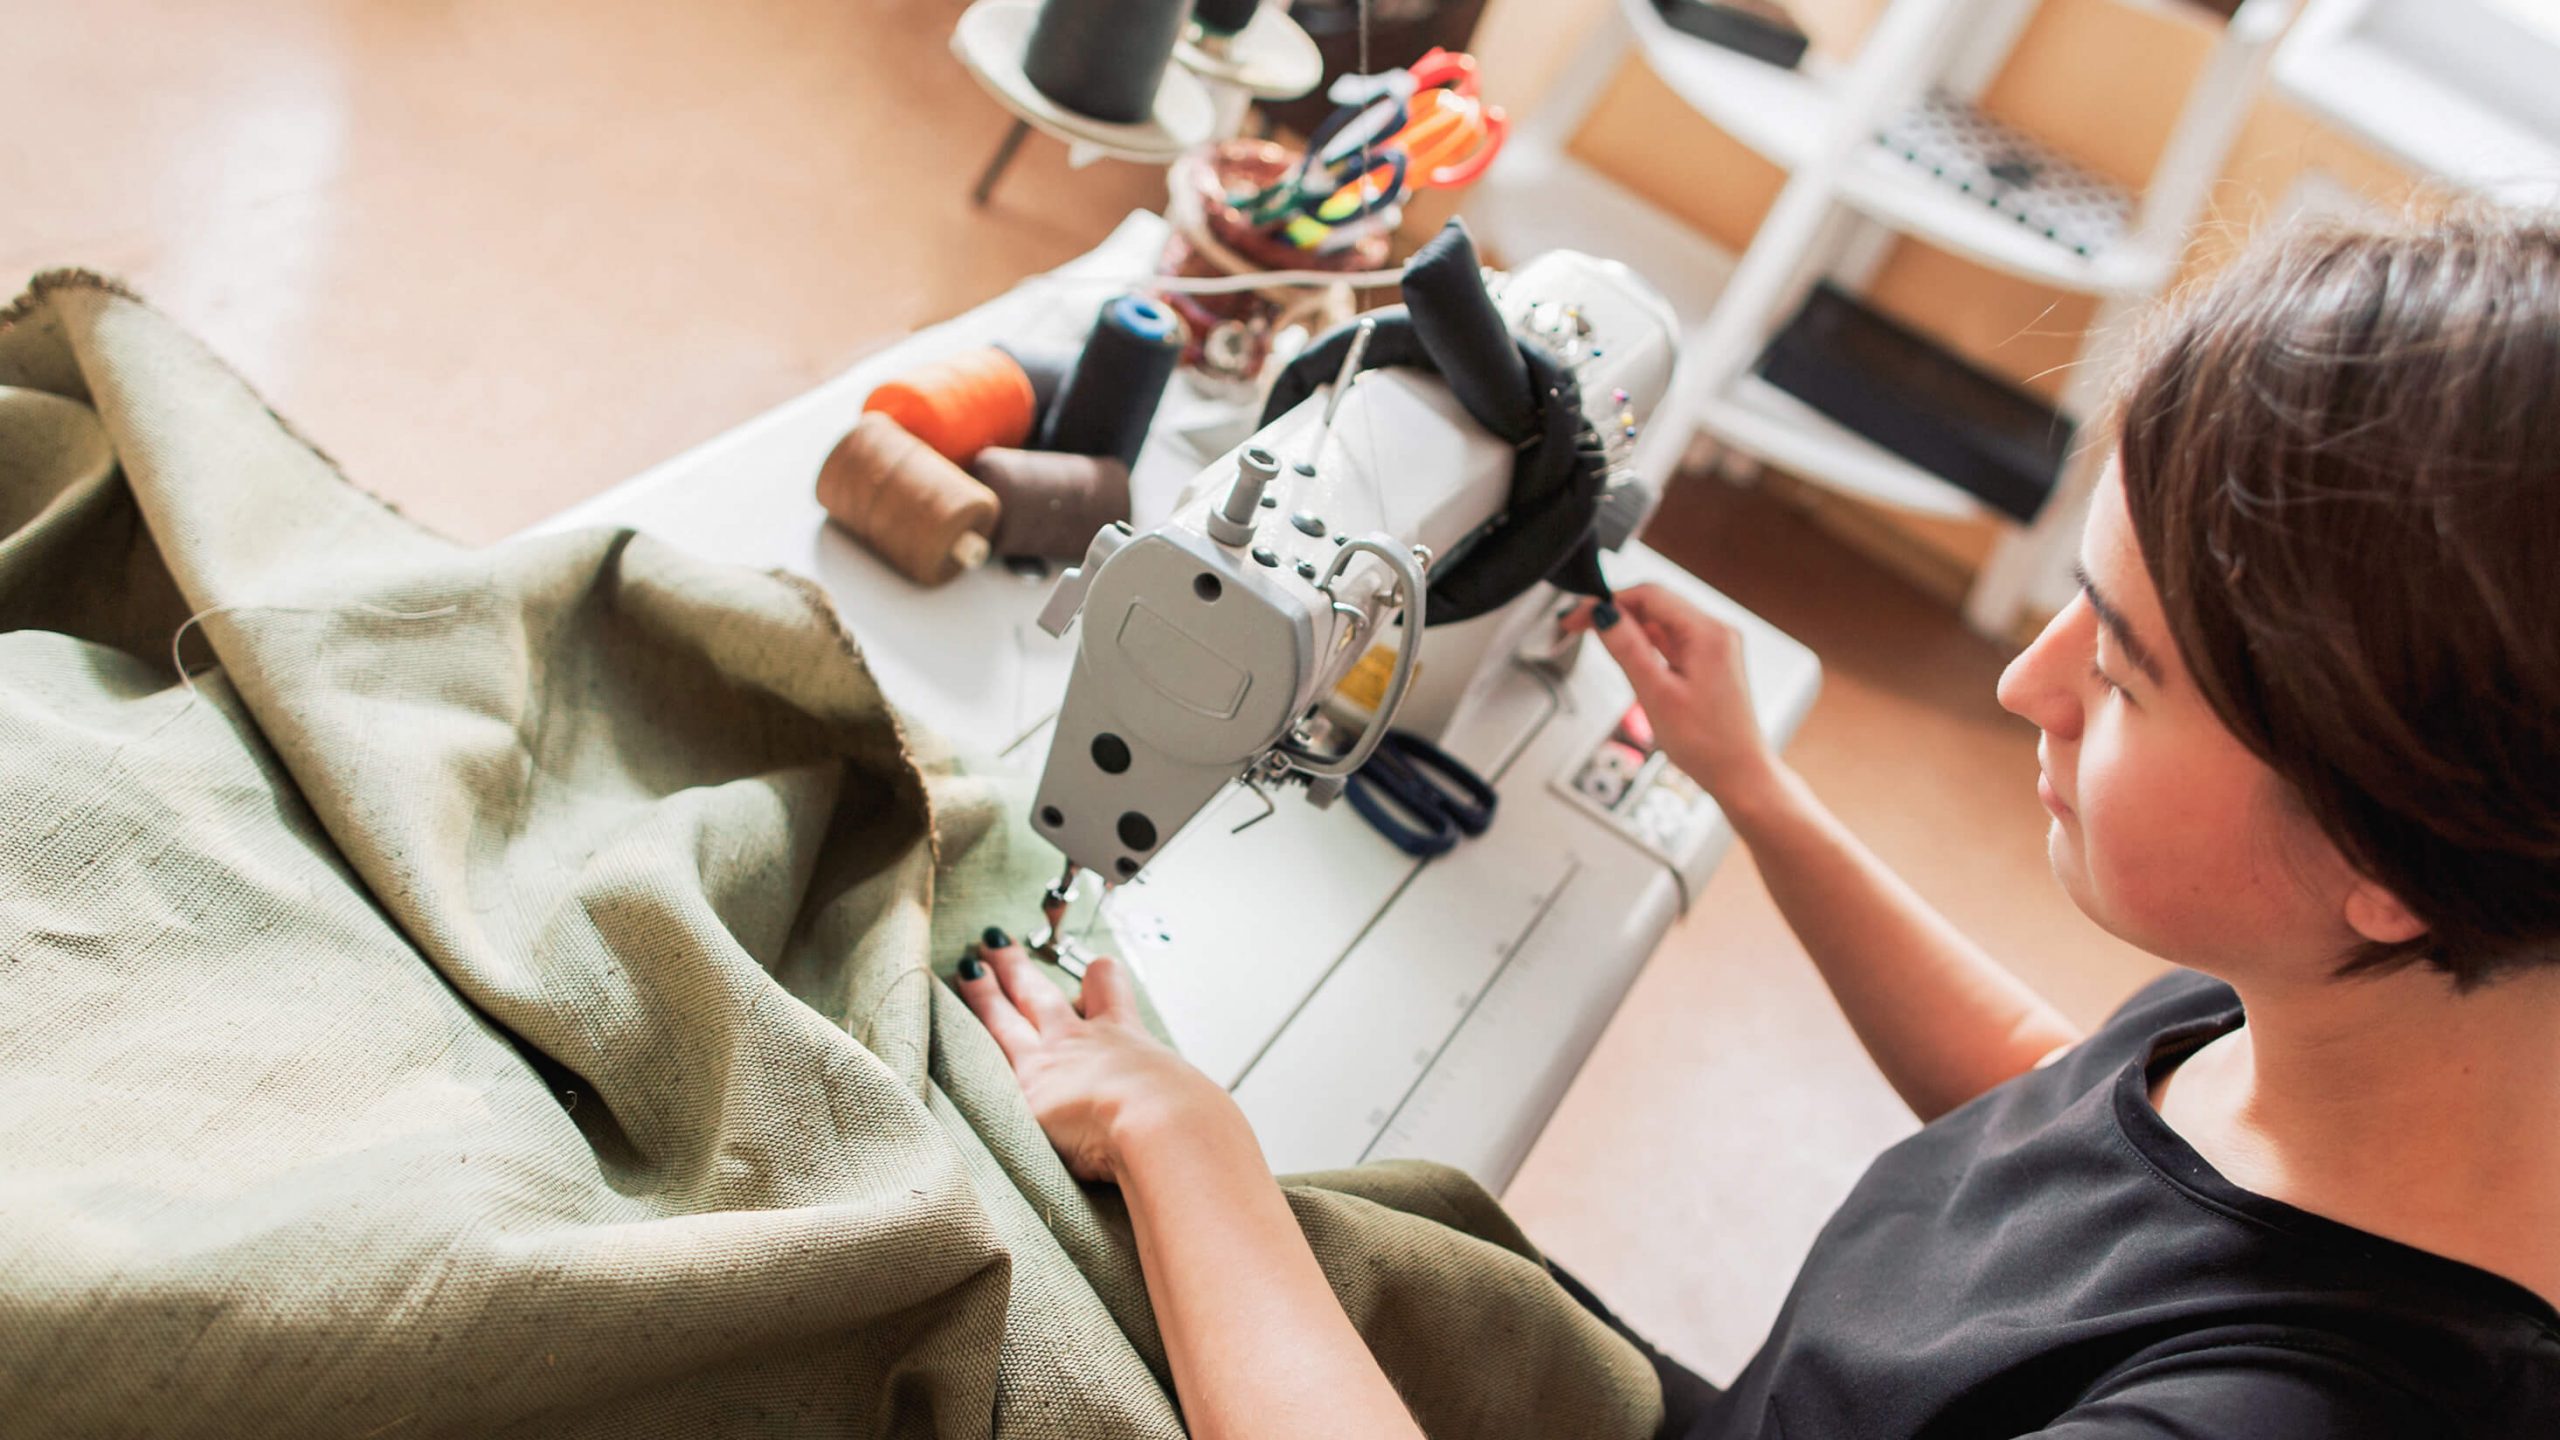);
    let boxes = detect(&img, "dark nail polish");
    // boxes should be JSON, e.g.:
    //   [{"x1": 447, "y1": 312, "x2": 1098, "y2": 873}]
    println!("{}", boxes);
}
[
  {"x1": 957, "y1": 955, "x2": 985, "y2": 981},
  {"x1": 1594, "y1": 601, "x2": 1621, "y2": 631},
  {"x1": 1556, "y1": 602, "x2": 1576, "y2": 620},
  {"x1": 981, "y1": 925, "x2": 1010, "y2": 950}
]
